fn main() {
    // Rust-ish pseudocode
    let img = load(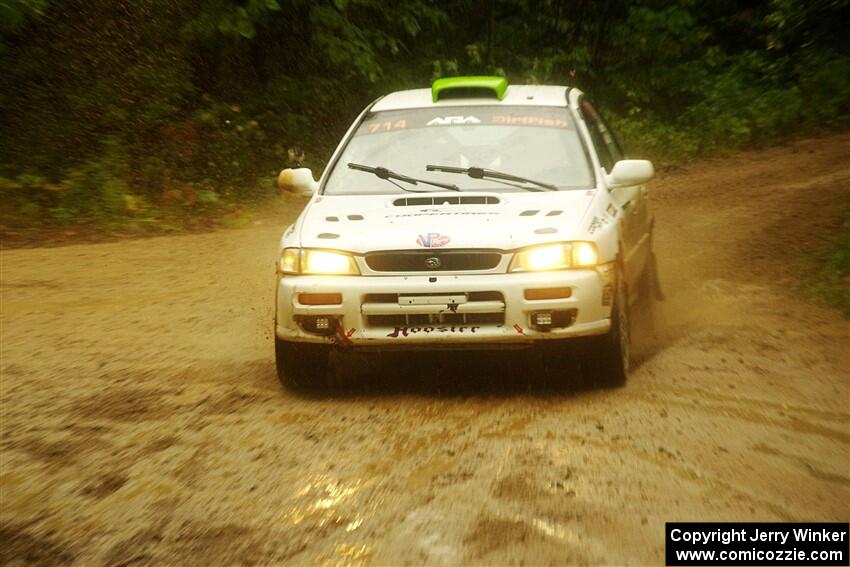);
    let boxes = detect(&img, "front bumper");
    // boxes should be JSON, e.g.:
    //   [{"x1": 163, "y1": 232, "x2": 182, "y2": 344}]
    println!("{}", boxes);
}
[{"x1": 275, "y1": 269, "x2": 612, "y2": 349}]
